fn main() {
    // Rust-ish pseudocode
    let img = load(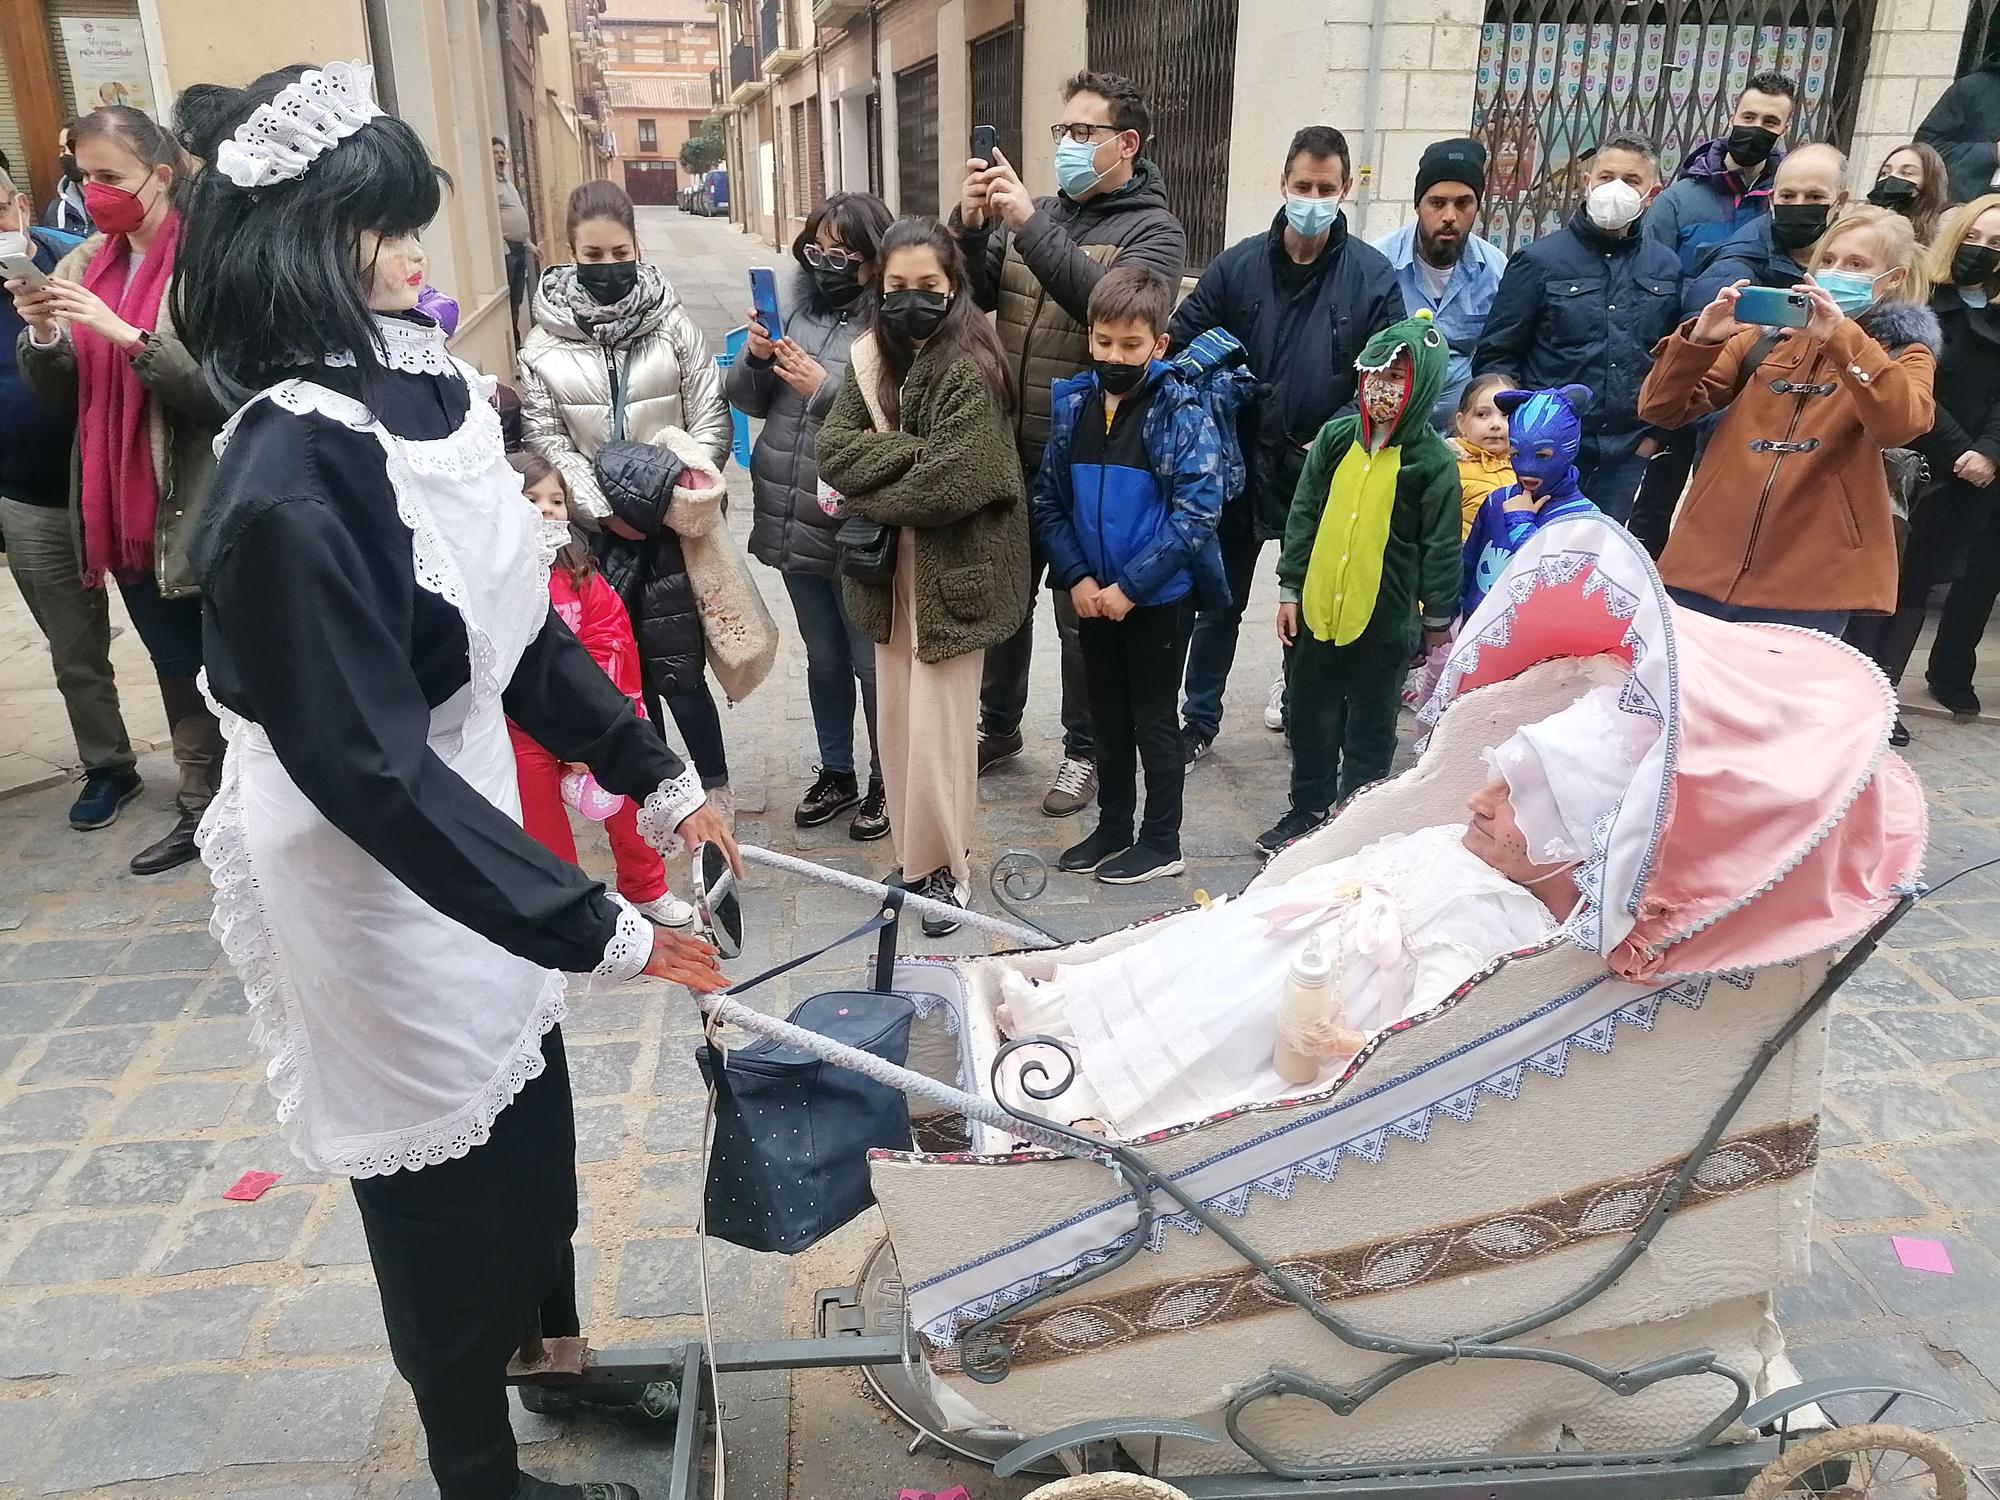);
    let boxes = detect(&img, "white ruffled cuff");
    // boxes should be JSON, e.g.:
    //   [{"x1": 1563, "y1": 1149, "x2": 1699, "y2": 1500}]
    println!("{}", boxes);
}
[
  {"x1": 591, "y1": 893, "x2": 653, "y2": 985},
  {"x1": 636, "y1": 767, "x2": 709, "y2": 856}
]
